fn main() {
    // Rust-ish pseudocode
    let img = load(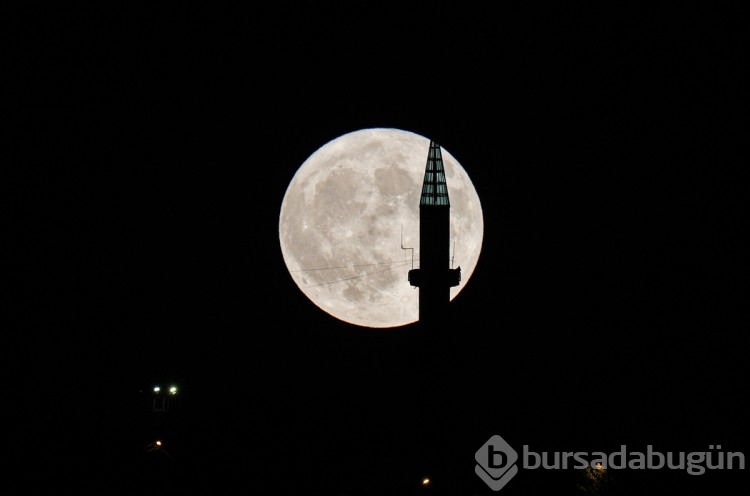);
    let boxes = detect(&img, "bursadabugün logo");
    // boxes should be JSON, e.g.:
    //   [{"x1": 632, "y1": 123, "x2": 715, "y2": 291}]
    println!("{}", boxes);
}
[{"x1": 476, "y1": 435, "x2": 745, "y2": 492}]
